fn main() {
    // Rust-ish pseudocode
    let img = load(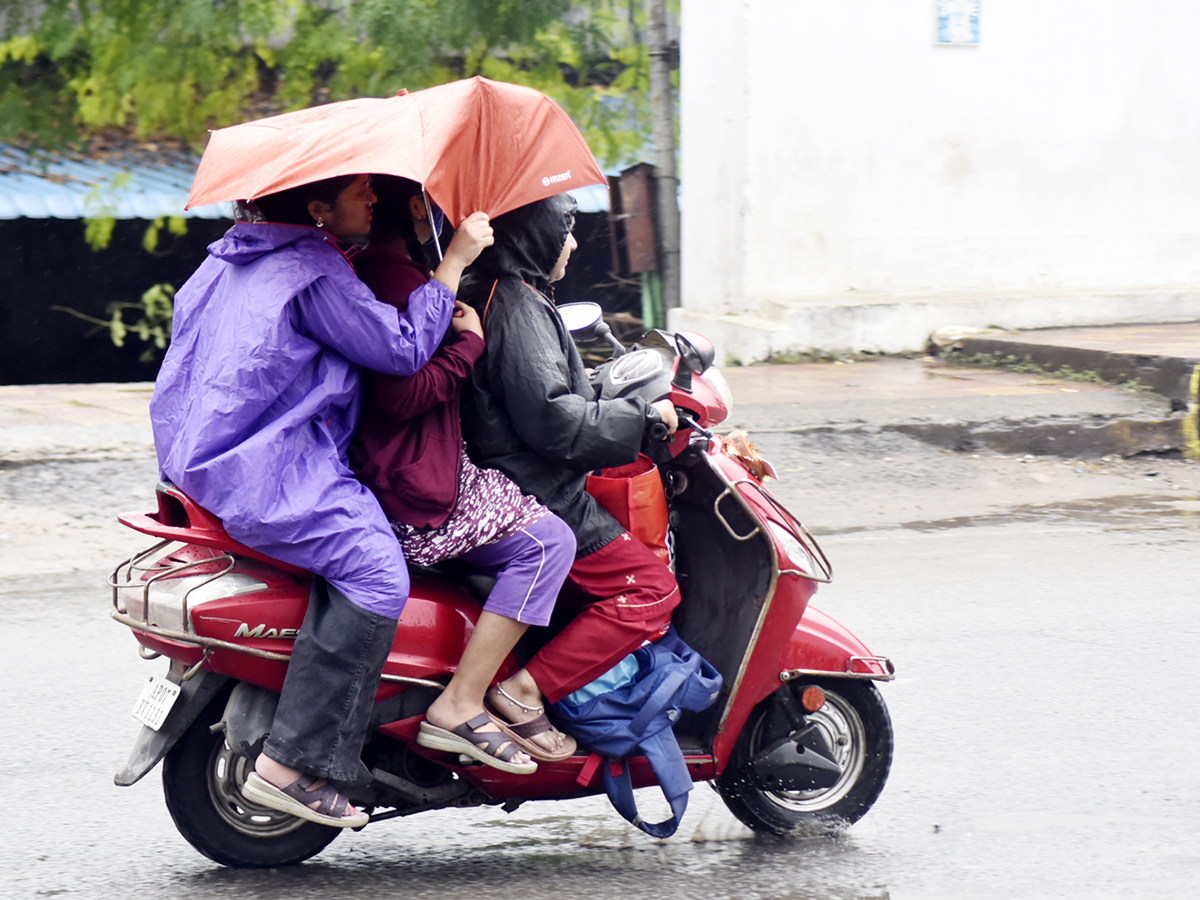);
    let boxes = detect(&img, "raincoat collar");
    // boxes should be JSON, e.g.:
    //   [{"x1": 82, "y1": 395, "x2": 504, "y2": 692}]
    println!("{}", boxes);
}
[{"x1": 210, "y1": 221, "x2": 345, "y2": 266}]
